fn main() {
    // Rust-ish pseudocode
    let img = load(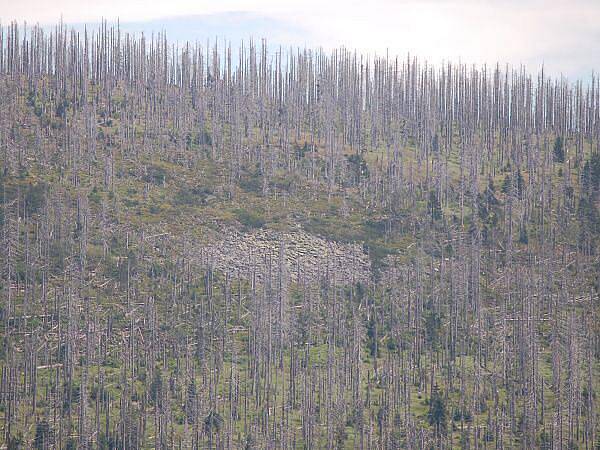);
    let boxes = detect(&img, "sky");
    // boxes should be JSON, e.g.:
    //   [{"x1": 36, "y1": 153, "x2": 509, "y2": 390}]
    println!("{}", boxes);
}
[{"x1": 1, "y1": 0, "x2": 599, "y2": 80}]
